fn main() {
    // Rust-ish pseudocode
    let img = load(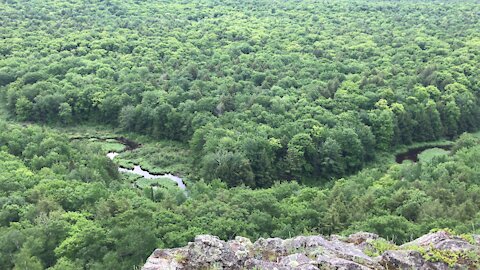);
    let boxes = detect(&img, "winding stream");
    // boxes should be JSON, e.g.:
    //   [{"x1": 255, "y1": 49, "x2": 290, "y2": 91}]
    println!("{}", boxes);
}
[
  {"x1": 107, "y1": 152, "x2": 186, "y2": 190},
  {"x1": 73, "y1": 136, "x2": 186, "y2": 190}
]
